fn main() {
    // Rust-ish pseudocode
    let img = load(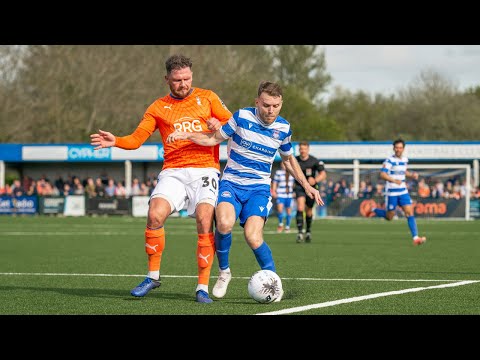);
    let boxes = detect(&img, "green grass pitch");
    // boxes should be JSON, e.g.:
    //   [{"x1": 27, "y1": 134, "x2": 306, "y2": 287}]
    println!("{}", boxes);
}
[{"x1": 0, "y1": 215, "x2": 479, "y2": 315}]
